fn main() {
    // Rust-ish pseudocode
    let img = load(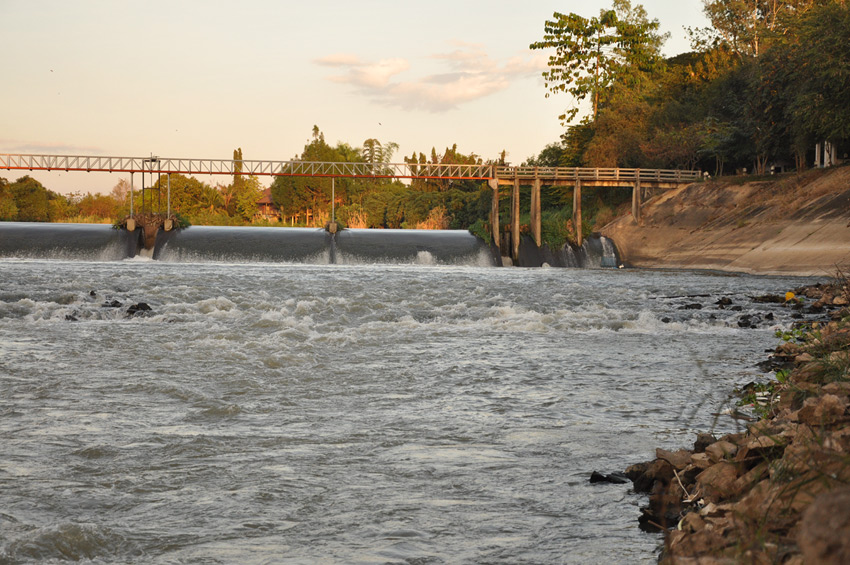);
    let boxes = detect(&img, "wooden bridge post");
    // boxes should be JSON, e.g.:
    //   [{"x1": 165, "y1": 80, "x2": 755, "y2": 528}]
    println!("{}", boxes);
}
[
  {"x1": 488, "y1": 178, "x2": 500, "y2": 252},
  {"x1": 573, "y1": 178, "x2": 582, "y2": 247},
  {"x1": 531, "y1": 173, "x2": 541, "y2": 247},
  {"x1": 632, "y1": 169, "x2": 641, "y2": 224},
  {"x1": 512, "y1": 176, "x2": 520, "y2": 261}
]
